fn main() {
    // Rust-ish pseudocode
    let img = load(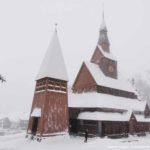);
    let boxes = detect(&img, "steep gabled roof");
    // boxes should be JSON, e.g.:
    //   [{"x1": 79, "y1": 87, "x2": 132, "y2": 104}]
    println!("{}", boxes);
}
[
  {"x1": 84, "y1": 62, "x2": 136, "y2": 93},
  {"x1": 97, "y1": 45, "x2": 115, "y2": 60},
  {"x1": 134, "y1": 114, "x2": 150, "y2": 122},
  {"x1": 36, "y1": 31, "x2": 68, "y2": 81}
]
